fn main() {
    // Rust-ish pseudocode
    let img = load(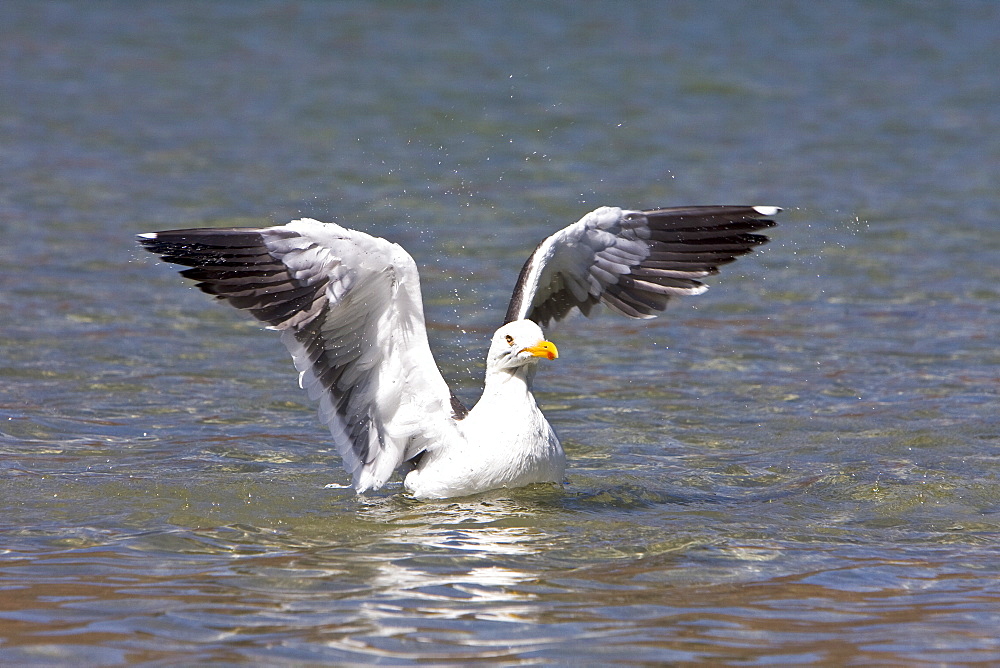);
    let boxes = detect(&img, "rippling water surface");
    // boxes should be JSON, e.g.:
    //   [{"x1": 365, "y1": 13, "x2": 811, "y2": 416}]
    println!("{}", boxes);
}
[{"x1": 2, "y1": 1, "x2": 998, "y2": 664}]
